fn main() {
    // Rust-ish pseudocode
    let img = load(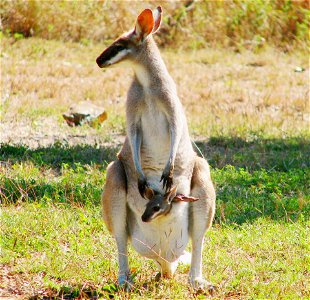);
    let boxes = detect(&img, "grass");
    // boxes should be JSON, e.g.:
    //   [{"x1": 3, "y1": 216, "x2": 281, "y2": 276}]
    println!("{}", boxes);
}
[
  {"x1": 1, "y1": 37, "x2": 308, "y2": 146},
  {"x1": 1, "y1": 26, "x2": 309, "y2": 299},
  {"x1": 1, "y1": 138, "x2": 309, "y2": 298},
  {"x1": 1, "y1": 205, "x2": 309, "y2": 299},
  {"x1": 1, "y1": 140, "x2": 309, "y2": 223}
]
